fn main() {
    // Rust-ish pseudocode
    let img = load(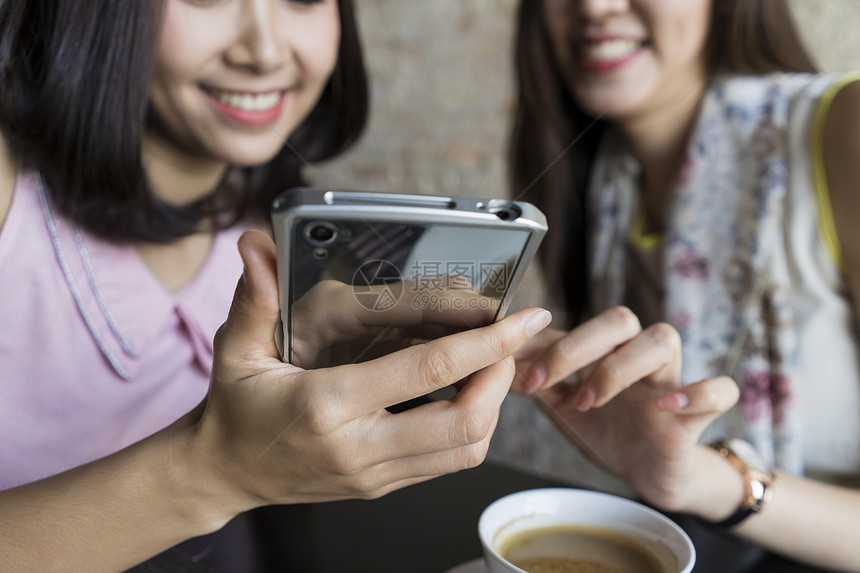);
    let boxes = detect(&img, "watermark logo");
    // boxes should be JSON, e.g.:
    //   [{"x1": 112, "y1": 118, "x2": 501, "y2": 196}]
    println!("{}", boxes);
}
[
  {"x1": 351, "y1": 259, "x2": 404, "y2": 311},
  {"x1": 351, "y1": 259, "x2": 511, "y2": 313},
  {"x1": 407, "y1": 261, "x2": 510, "y2": 295}
]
